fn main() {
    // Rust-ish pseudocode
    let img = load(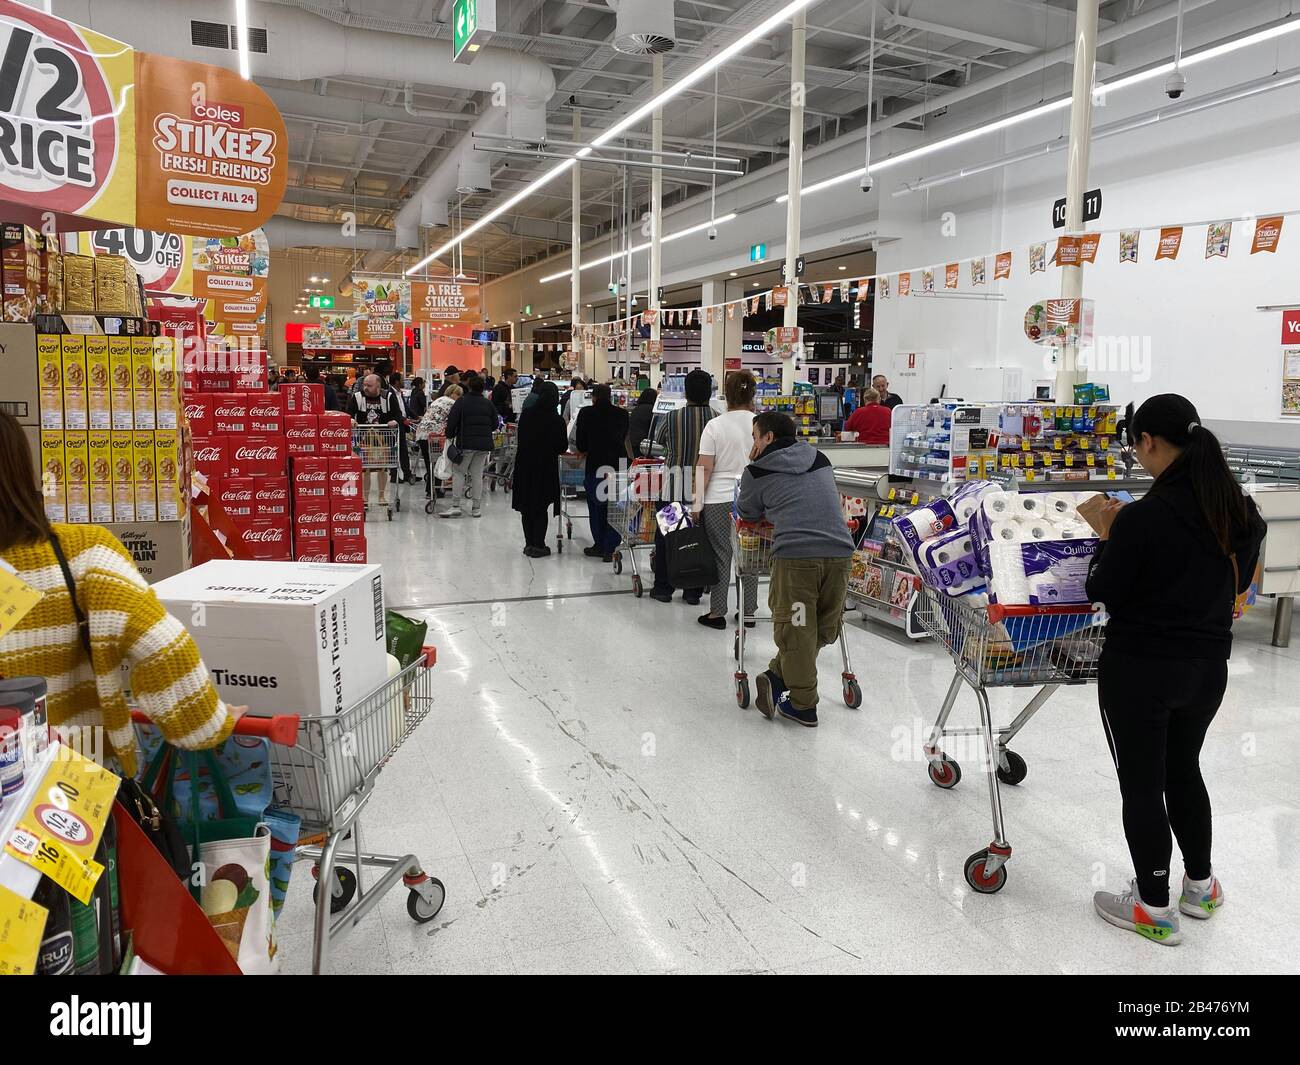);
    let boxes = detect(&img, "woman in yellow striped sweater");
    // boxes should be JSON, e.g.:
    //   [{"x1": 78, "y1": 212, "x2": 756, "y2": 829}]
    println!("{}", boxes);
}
[{"x1": 0, "y1": 412, "x2": 240, "y2": 776}]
